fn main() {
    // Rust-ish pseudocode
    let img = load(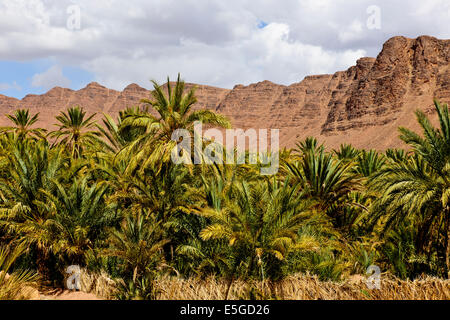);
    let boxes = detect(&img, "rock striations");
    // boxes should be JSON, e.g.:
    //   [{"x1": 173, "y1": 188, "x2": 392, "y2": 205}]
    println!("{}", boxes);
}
[{"x1": 0, "y1": 36, "x2": 449, "y2": 150}]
